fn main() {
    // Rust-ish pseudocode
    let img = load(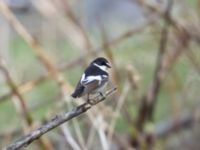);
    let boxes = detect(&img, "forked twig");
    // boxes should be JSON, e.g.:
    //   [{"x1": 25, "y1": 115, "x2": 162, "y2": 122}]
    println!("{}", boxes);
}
[{"x1": 3, "y1": 87, "x2": 117, "y2": 150}]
